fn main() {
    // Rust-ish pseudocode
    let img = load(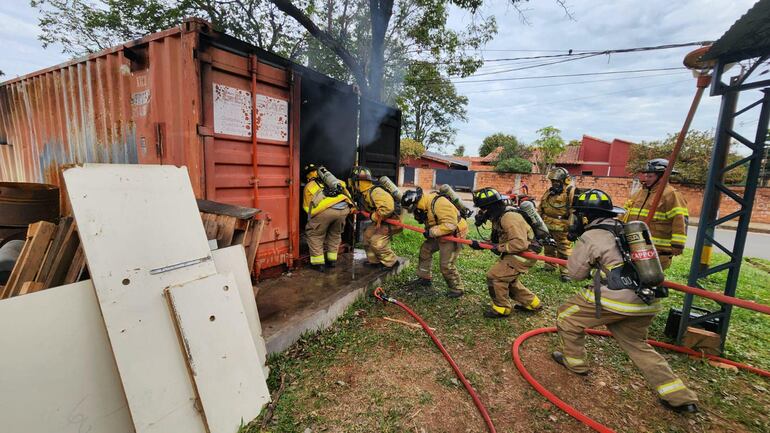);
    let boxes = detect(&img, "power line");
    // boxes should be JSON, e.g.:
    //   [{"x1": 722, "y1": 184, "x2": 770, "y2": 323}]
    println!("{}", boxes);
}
[
  {"x1": 463, "y1": 52, "x2": 603, "y2": 77},
  {"x1": 459, "y1": 71, "x2": 688, "y2": 94},
  {"x1": 435, "y1": 67, "x2": 688, "y2": 85}
]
